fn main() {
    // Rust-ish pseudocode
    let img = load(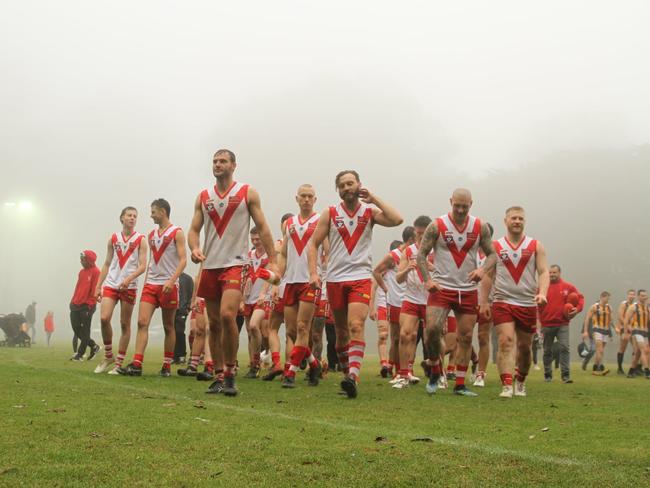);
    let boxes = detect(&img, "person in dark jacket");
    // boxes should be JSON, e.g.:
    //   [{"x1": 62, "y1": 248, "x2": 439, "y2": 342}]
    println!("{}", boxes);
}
[
  {"x1": 25, "y1": 301, "x2": 37, "y2": 344},
  {"x1": 173, "y1": 272, "x2": 194, "y2": 363},
  {"x1": 70, "y1": 250, "x2": 101, "y2": 361}
]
